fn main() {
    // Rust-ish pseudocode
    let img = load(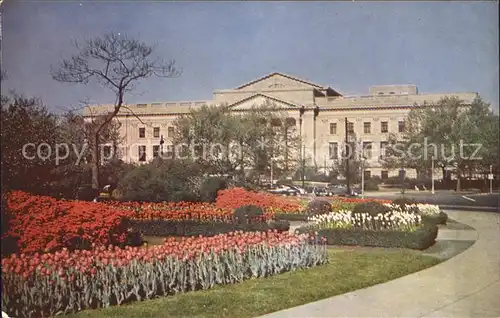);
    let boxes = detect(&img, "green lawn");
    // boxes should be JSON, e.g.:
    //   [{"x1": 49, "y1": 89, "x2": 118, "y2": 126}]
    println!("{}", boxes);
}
[{"x1": 70, "y1": 249, "x2": 440, "y2": 318}]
